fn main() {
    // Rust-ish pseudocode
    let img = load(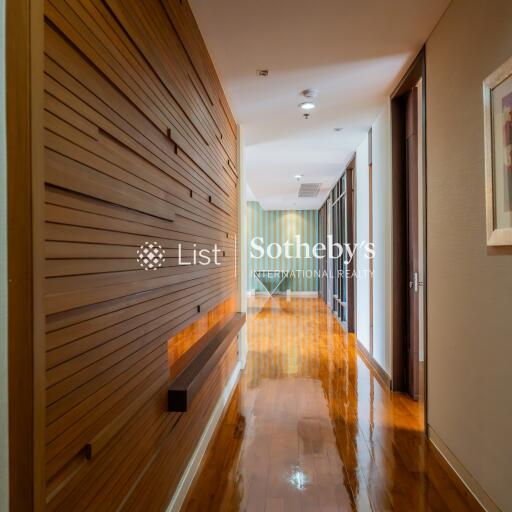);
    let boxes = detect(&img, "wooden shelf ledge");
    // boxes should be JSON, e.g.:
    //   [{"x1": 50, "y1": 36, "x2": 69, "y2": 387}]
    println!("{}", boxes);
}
[{"x1": 168, "y1": 312, "x2": 246, "y2": 412}]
